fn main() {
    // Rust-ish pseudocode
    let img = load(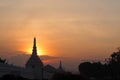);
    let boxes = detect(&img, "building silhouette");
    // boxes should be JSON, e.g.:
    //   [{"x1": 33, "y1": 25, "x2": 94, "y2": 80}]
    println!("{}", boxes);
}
[
  {"x1": 26, "y1": 37, "x2": 43, "y2": 79},
  {"x1": 57, "y1": 60, "x2": 65, "y2": 73},
  {"x1": 0, "y1": 38, "x2": 57, "y2": 80}
]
